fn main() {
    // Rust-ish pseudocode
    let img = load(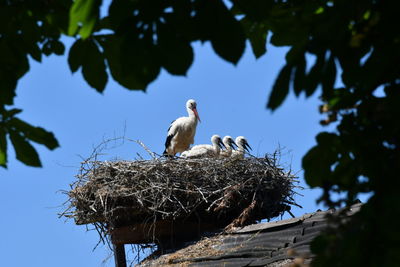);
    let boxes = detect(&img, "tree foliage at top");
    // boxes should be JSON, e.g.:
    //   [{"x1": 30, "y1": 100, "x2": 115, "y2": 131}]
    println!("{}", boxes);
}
[
  {"x1": 0, "y1": 0, "x2": 68, "y2": 167},
  {"x1": 1, "y1": 0, "x2": 400, "y2": 265}
]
